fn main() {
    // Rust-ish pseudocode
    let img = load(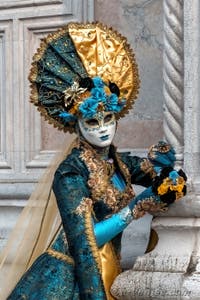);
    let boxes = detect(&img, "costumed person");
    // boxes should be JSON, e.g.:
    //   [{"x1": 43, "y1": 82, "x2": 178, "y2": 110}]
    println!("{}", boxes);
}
[{"x1": 0, "y1": 23, "x2": 187, "y2": 300}]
